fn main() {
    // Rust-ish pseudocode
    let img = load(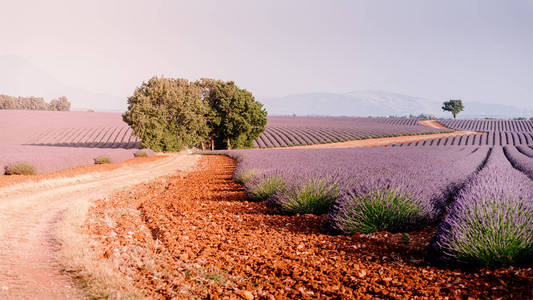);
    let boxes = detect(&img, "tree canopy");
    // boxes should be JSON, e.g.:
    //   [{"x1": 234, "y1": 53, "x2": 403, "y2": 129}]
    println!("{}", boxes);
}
[
  {"x1": 442, "y1": 99, "x2": 464, "y2": 119},
  {"x1": 123, "y1": 76, "x2": 267, "y2": 151},
  {"x1": 123, "y1": 77, "x2": 209, "y2": 152},
  {"x1": 201, "y1": 79, "x2": 267, "y2": 149},
  {"x1": 0, "y1": 94, "x2": 71, "y2": 111}
]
